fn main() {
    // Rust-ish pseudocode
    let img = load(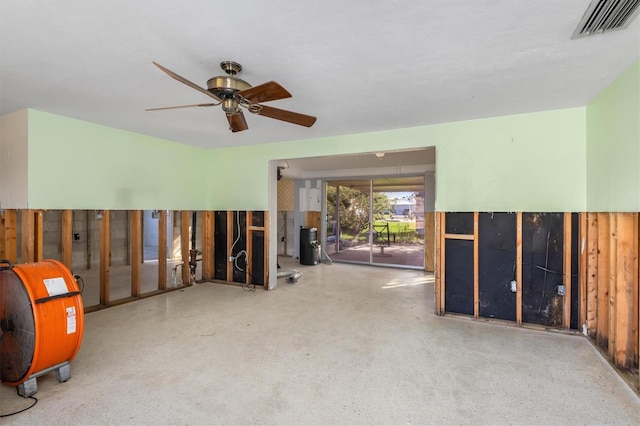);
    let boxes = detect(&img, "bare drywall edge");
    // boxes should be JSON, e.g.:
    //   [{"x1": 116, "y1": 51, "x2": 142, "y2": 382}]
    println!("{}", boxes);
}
[{"x1": 0, "y1": 109, "x2": 28, "y2": 209}]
